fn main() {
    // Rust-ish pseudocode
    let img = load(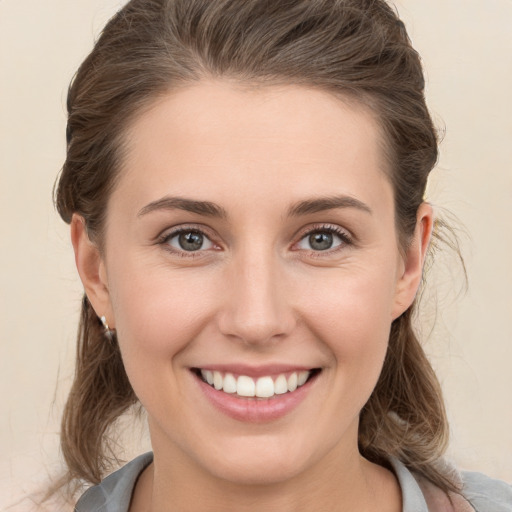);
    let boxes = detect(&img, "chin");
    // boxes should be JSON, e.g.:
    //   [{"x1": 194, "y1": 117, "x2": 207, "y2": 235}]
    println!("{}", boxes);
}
[{"x1": 194, "y1": 436, "x2": 319, "y2": 486}]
